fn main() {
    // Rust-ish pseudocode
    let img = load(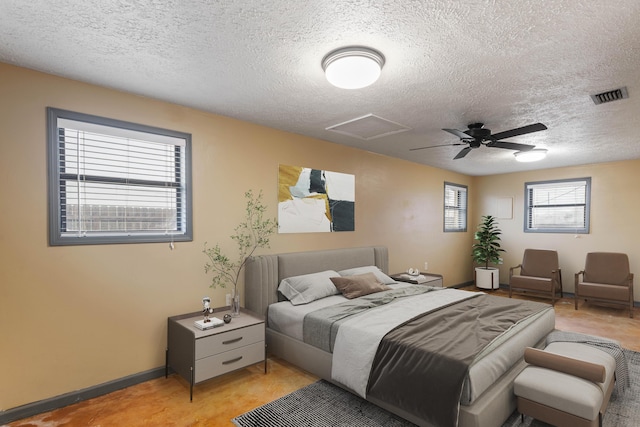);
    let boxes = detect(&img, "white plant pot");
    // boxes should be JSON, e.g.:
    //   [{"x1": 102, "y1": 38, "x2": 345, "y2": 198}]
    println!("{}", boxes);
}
[{"x1": 475, "y1": 267, "x2": 499, "y2": 290}]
